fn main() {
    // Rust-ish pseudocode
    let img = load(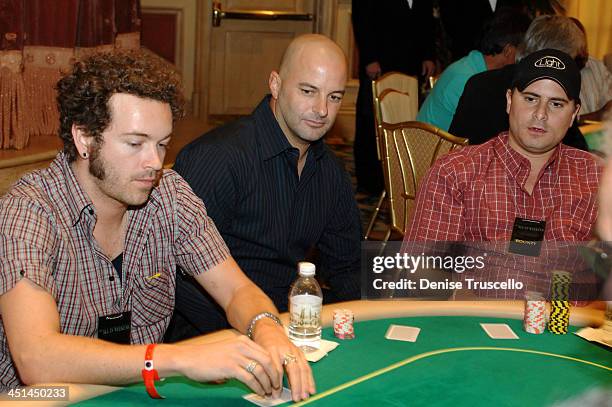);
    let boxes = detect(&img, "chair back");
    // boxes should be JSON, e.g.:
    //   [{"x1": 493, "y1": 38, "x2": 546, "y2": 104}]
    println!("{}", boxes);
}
[
  {"x1": 380, "y1": 121, "x2": 468, "y2": 236},
  {"x1": 378, "y1": 89, "x2": 416, "y2": 124},
  {"x1": 371, "y1": 72, "x2": 418, "y2": 159}
]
